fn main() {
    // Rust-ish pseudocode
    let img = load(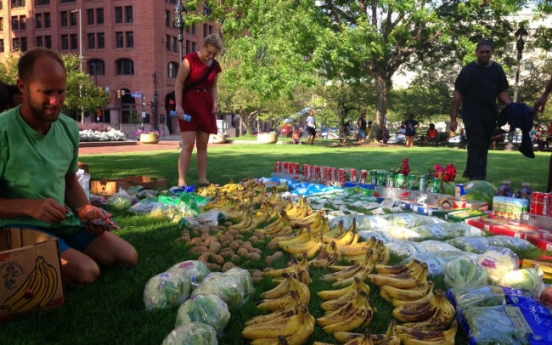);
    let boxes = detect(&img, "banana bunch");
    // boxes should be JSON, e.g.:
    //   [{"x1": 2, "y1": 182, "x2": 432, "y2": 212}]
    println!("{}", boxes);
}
[
  {"x1": 396, "y1": 320, "x2": 458, "y2": 345},
  {"x1": 276, "y1": 227, "x2": 313, "y2": 247},
  {"x1": 323, "y1": 219, "x2": 347, "y2": 239},
  {"x1": 318, "y1": 276, "x2": 370, "y2": 301},
  {"x1": 246, "y1": 289, "x2": 303, "y2": 327},
  {"x1": 392, "y1": 289, "x2": 456, "y2": 331},
  {"x1": 242, "y1": 303, "x2": 315, "y2": 345},
  {"x1": 334, "y1": 320, "x2": 400, "y2": 345},
  {"x1": 288, "y1": 210, "x2": 325, "y2": 229},
  {"x1": 1, "y1": 256, "x2": 59, "y2": 314},
  {"x1": 319, "y1": 276, "x2": 372, "y2": 312},
  {"x1": 271, "y1": 181, "x2": 289, "y2": 193},
  {"x1": 224, "y1": 205, "x2": 247, "y2": 221},
  {"x1": 196, "y1": 183, "x2": 218, "y2": 197},
  {"x1": 203, "y1": 193, "x2": 234, "y2": 211},
  {"x1": 284, "y1": 197, "x2": 312, "y2": 219},
  {"x1": 320, "y1": 249, "x2": 376, "y2": 287},
  {"x1": 368, "y1": 261, "x2": 429, "y2": 290},
  {"x1": 393, "y1": 289, "x2": 456, "y2": 331},
  {"x1": 256, "y1": 273, "x2": 310, "y2": 311},
  {"x1": 264, "y1": 254, "x2": 311, "y2": 285},
  {"x1": 257, "y1": 212, "x2": 293, "y2": 237},
  {"x1": 316, "y1": 290, "x2": 375, "y2": 334},
  {"x1": 322, "y1": 225, "x2": 358, "y2": 246},
  {"x1": 336, "y1": 236, "x2": 378, "y2": 259},
  {"x1": 281, "y1": 232, "x2": 325, "y2": 259},
  {"x1": 228, "y1": 211, "x2": 258, "y2": 232},
  {"x1": 387, "y1": 282, "x2": 435, "y2": 308},
  {"x1": 308, "y1": 240, "x2": 341, "y2": 267}
]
